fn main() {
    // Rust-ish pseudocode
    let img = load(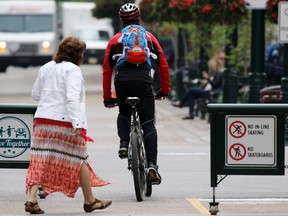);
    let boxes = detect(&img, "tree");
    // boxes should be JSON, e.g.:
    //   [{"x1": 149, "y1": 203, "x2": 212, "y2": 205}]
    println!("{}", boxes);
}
[
  {"x1": 92, "y1": 0, "x2": 135, "y2": 33},
  {"x1": 139, "y1": 0, "x2": 250, "y2": 71},
  {"x1": 55, "y1": 0, "x2": 96, "y2": 2}
]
